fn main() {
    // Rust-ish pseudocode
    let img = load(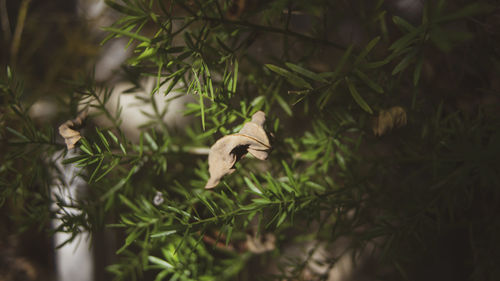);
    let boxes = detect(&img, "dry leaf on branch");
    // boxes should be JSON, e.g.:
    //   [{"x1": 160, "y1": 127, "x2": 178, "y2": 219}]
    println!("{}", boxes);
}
[
  {"x1": 372, "y1": 106, "x2": 407, "y2": 136},
  {"x1": 205, "y1": 111, "x2": 271, "y2": 189},
  {"x1": 58, "y1": 111, "x2": 87, "y2": 150}
]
